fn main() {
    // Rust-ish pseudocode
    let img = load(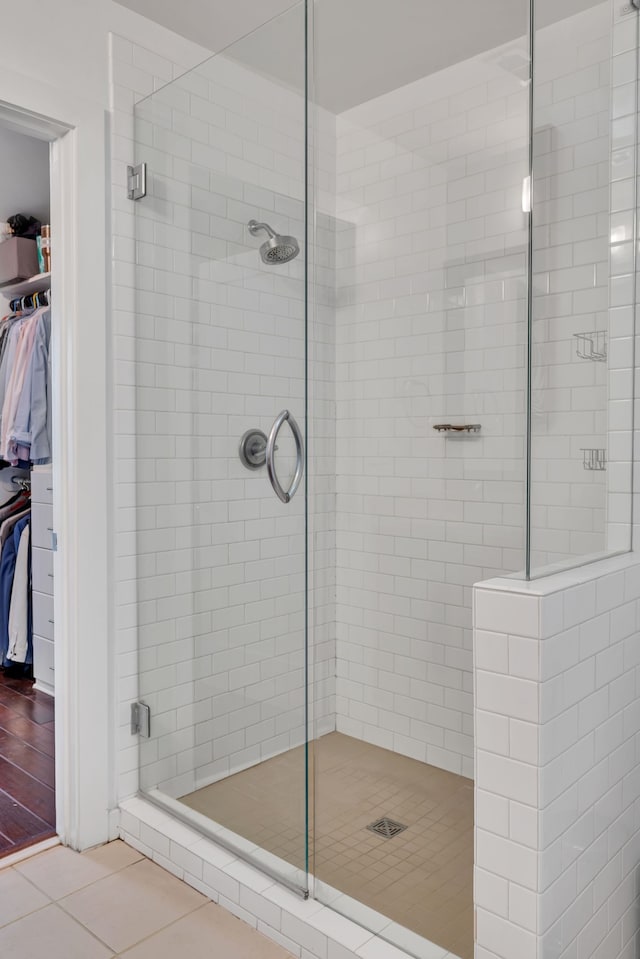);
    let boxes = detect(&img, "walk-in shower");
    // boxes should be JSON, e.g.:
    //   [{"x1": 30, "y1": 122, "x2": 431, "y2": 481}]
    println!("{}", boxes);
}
[{"x1": 131, "y1": 1, "x2": 636, "y2": 957}]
